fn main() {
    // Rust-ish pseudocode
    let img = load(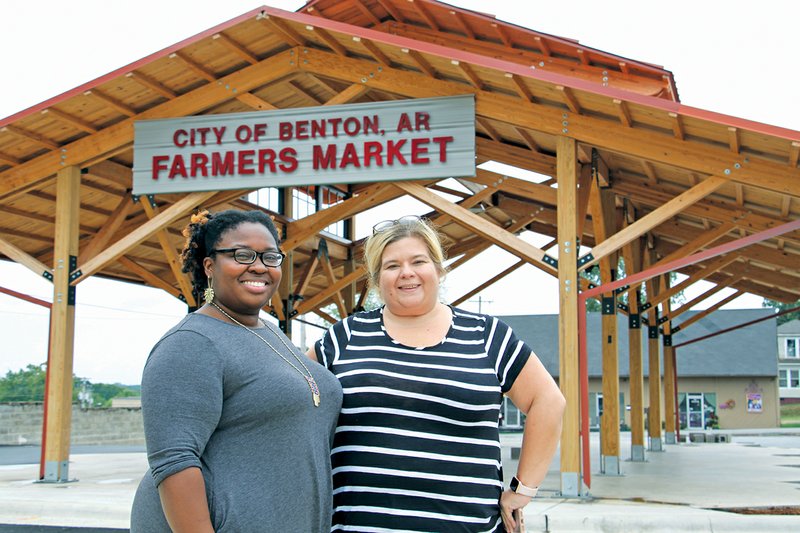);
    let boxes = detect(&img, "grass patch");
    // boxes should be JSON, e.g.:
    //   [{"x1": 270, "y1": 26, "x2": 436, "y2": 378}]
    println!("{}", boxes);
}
[{"x1": 780, "y1": 403, "x2": 800, "y2": 427}]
